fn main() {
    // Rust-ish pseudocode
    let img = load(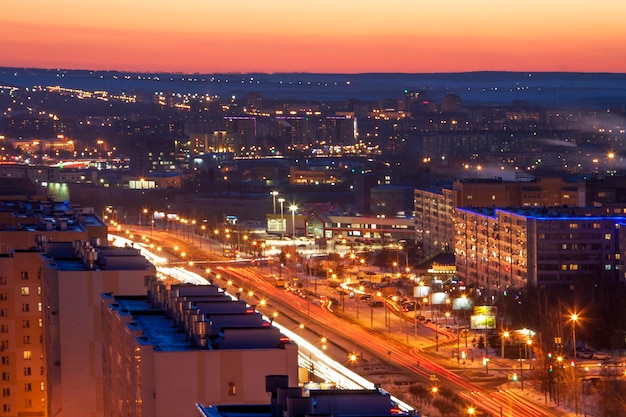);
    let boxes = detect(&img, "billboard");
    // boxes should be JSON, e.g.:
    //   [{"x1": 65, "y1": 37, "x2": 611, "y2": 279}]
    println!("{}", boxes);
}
[
  {"x1": 452, "y1": 296, "x2": 473, "y2": 311},
  {"x1": 430, "y1": 292, "x2": 448, "y2": 305},
  {"x1": 470, "y1": 305, "x2": 497, "y2": 330},
  {"x1": 413, "y1": 285, "x2": 431, "y2": 298}
]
